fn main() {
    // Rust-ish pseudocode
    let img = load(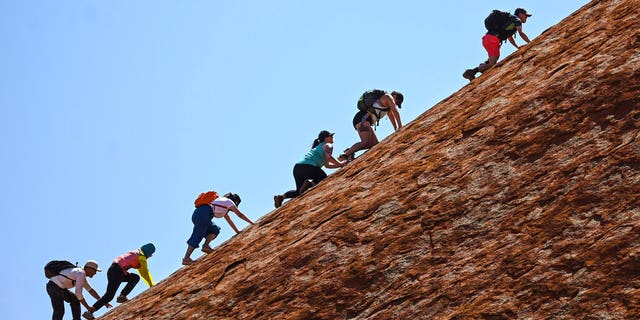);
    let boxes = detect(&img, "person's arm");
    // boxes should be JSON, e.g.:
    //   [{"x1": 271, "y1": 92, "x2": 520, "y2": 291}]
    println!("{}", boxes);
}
[
  {"x1": 80, "y1": 299, "x2": 94, "y2": 312},
  {"x1": 88, "y1": 288, "x2": 100, "y2": 300},
  {"x1": 387, "y1": 106, "x2": 401, "y2": 130},
  {"x1": 224, "y1": 214, "x2": 241, "y2": 233},
  {"x1": 137, "y1": 256, "x2": 154, "y2": 287},
  {"x1": 510, "y1": 26, "x2": 530, "y2": 49},
  {"x1": 508, "y1": 35, "x2": 519, "y2": 49},
  {"x1": 227, "y1": 206, "x2": 254, "y2": 227},
  {"x1": 325, "y1": 155, "x2": 346, "y2": 168},
  {"x1": 517, "y1": 25, "x2": 531, "y2": 43},
  {"x1": 74, "y1": 276, "x2": 94, "y2": 311},
  {"x1": 322, "y1": 143, "x2": 346, "y2": 168},
  {"x1": 381, "y1": 94, "x2": 402, "y2": 130}
]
